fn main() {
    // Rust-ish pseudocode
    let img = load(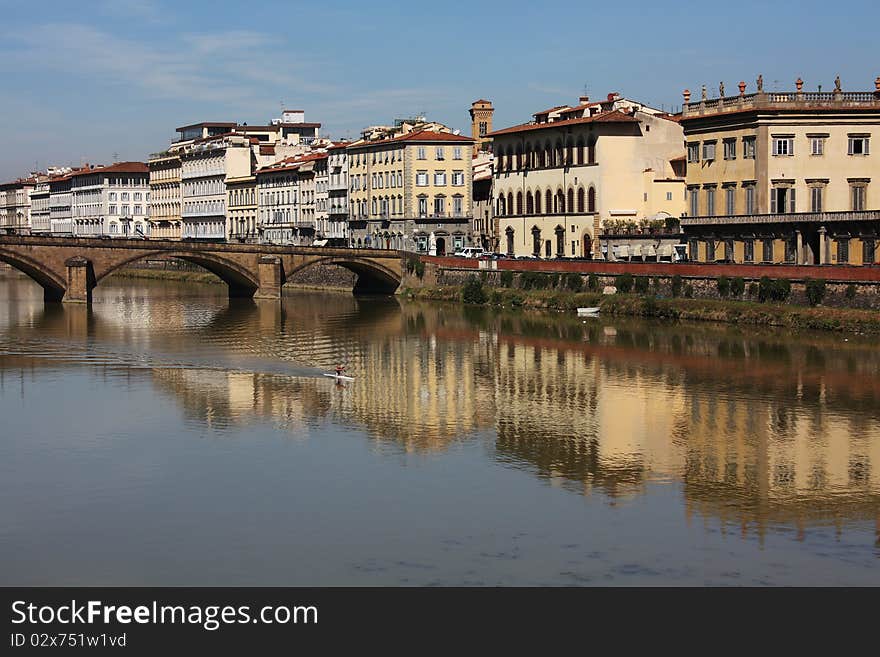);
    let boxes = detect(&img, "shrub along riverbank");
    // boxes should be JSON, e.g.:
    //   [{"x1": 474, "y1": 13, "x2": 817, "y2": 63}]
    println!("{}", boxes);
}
[{"x1": 401, "y1": 274, "x2": 880, "y2": 334}]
